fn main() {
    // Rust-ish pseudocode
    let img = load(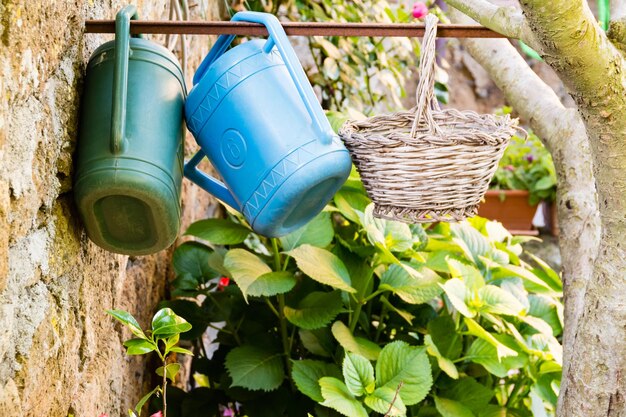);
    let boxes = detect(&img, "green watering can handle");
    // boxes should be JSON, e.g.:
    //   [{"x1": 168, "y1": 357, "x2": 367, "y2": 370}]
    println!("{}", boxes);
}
[{"x1": 111, "y1": 5, "x2": 140, "y2": 154}]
